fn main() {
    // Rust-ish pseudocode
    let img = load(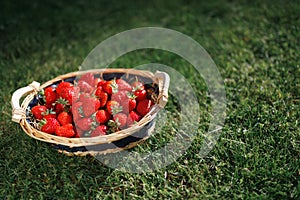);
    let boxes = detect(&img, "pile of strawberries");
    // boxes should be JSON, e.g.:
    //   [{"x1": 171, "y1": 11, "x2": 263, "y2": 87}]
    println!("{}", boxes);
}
[{"x1": 30, "y1": 73, "x2": 156, "y2": 138}]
